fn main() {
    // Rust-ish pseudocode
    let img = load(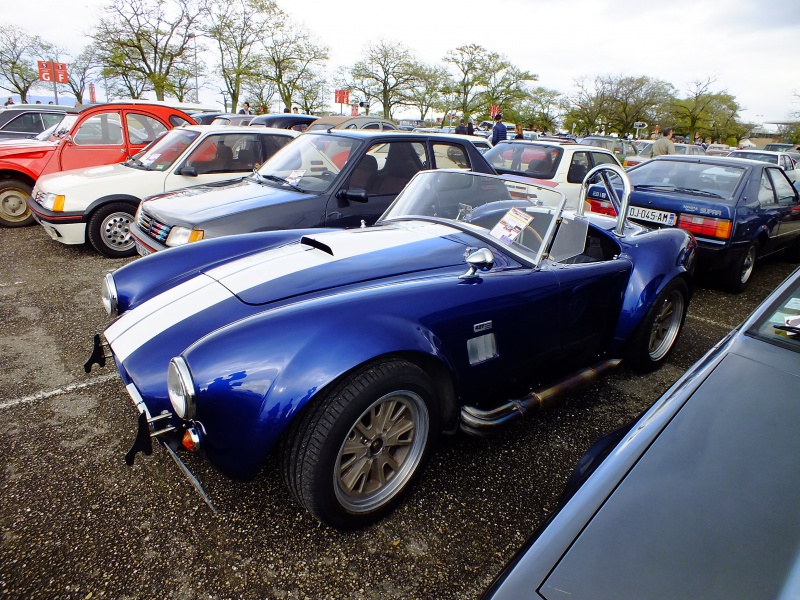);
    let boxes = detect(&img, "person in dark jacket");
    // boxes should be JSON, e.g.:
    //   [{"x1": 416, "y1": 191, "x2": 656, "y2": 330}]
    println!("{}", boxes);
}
[
  {"x1": 455, "y1": 118, "x2": 468, "y2": 135},
  {"x1": 491, "y1": 114, "x2": 508, "y2": 145},
  {"x1": 467, "y1": 120, "x2": 474, "y2": 136}
]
